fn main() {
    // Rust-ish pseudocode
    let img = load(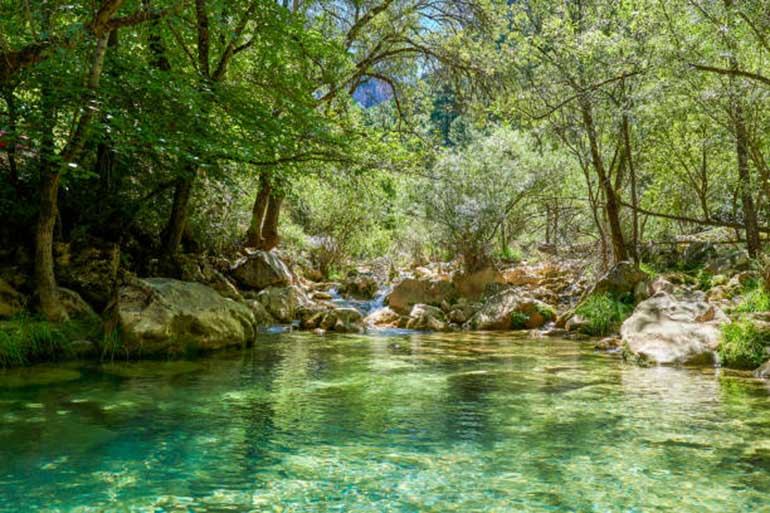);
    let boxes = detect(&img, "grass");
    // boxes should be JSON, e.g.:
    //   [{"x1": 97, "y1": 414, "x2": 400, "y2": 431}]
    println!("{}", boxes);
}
[
  {"x1": 575, "y1": 293, "x2": 634, "y2": 337},
  {"x1": 0, "y1": 314, "x2": 100, "y2": 368},
  {"x1": 718, "y1": 320, "x2": 769, "y2": 369},
  {"x1": 734, "y1": 285, "x2": 770, "y2": 314}
]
